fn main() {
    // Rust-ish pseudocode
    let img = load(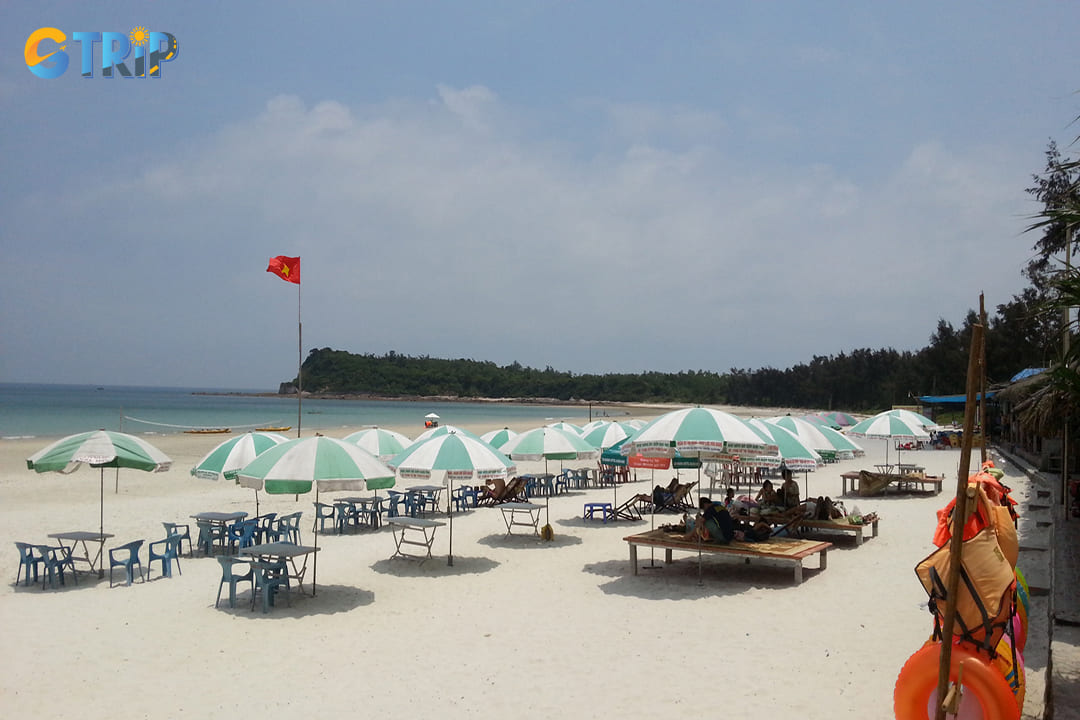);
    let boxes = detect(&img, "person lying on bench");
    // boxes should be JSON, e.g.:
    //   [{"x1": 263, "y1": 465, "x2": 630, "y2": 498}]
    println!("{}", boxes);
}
[{"x1": 684, "y1": 497, "x2": 735, "y2": 543}]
